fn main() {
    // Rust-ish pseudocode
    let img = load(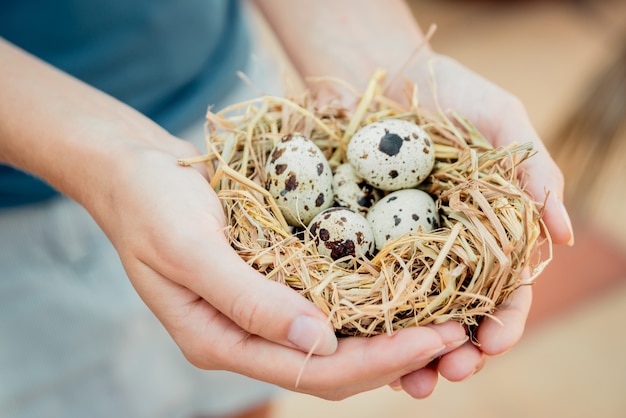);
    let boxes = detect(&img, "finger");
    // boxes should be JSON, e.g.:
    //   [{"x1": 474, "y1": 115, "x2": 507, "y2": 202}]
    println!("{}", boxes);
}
[
  {"x1": 398, "y1": 361, "x2": 439, "y2": 399},
  {"x1": 388, "y1": 378, "x2": 402, "y2": 391},
  {"x1": 493, "y1": 104, "x2": 574, "y2": 246},
  {"x1": 166, "y1": 303, "x2": 453, "y2": 400},
  {"x1": 388, "y1": 321, "x2": 467, "y2": 396},
  {"x1": 227, "y1": 325, "x2": 452, "y2": 400},
  {"x1": 520, "y1": 141, "x2": 573, "y2": 246},
  {"x1": 524, "y1": 156, "x2": 574, "y2": 247},
  {"x1": 476, "y1": 284, "x2": 533, "y2": 356},
  {"x1": 223, "y1": 322, "x2": 466, "y2": 400},
  {"x1": 286, "y1": 321, "x2": 466, "y2": 395},
  {"x1": 424, "y1": 320, "x2": 469, "y2": 355},
  {"x1": 168, "y1": 224, "x2": 339, "y2": 355},
  {"x1": 134, "y1": 256, "x2": 465, "y2": 399},
  {"x1": 437, "y1": 340, "x2": 487, "y2": 382},
  {"x1": 126, "y1": 257, "x2": 338, "y2": 369}
]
